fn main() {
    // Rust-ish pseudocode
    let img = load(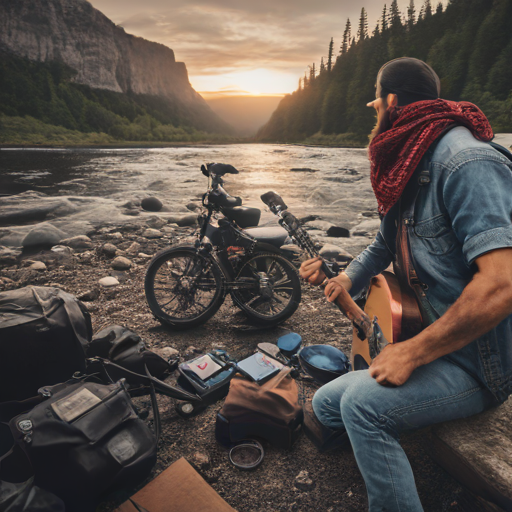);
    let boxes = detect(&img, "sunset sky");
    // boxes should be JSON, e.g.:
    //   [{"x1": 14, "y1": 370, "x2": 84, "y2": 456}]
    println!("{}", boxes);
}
[{"x1": 90, "y1": 0, "x2": 447, "y2": 98}]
